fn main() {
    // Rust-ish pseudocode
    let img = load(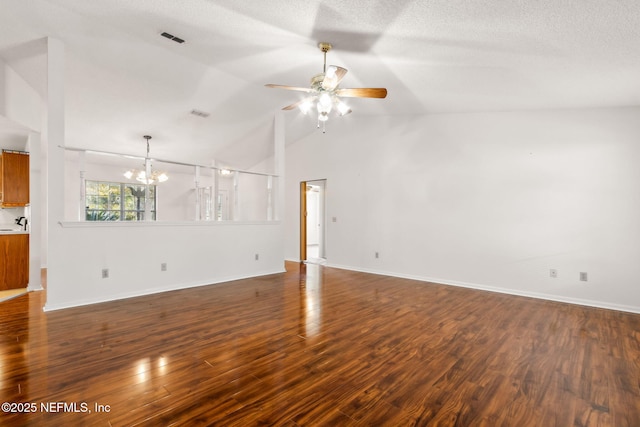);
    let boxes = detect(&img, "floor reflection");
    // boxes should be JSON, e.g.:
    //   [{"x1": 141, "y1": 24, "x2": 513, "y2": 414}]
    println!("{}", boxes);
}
[
  {"x1": 305, "y1": 244, "x2": 326, "y2": 265},
  {"x1": 0, "y1": 307, "x2": 27, "y2": 396},
  {"x1": 0, "y1": 291, "x2": 41, "y2": 403},
  {"x1": 134, "y1": 355, "x2": 169, "y2": 384},
  {"x1": 135, "y1": 358, "x2": 151, "y2": 384},
  {"x1": 298, "y1": 263, "x2": 323, "y2": 338}
]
